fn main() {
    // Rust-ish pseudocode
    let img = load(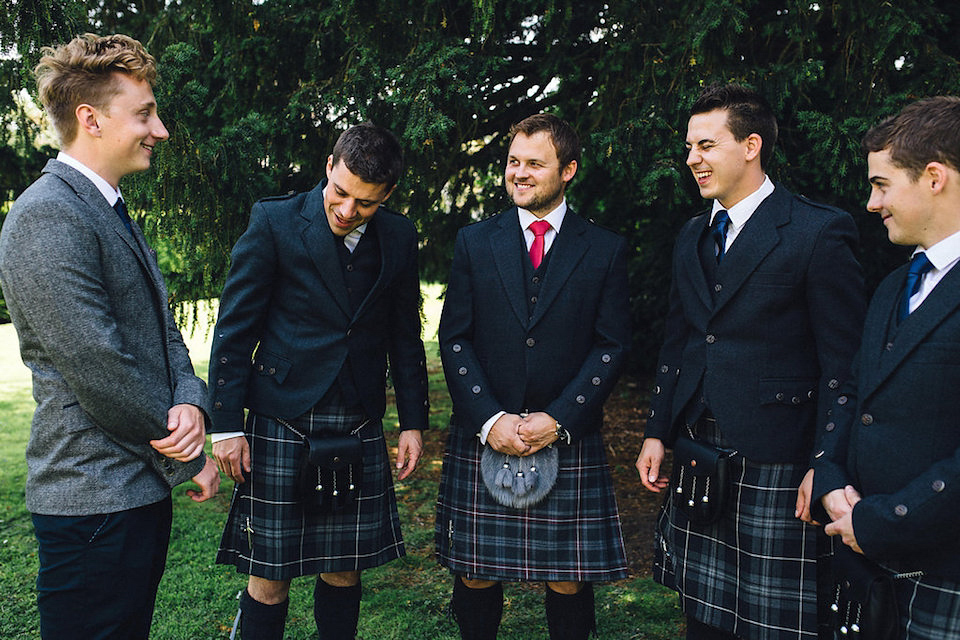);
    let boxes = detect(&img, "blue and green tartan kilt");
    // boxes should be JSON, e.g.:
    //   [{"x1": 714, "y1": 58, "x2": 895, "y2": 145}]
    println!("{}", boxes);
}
[
  {"x1": 870, "y1": 562, "x2": 960, "y2": 640},
  {"x1": 216, "y1": 402, "x2": 404, "y2": 580},
  {"x1": 654, "y1": 450, "x2": 821, "y2": 639},
  {"x1": 435, "y1": 426, "x2": 628, "y2": 583}
]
